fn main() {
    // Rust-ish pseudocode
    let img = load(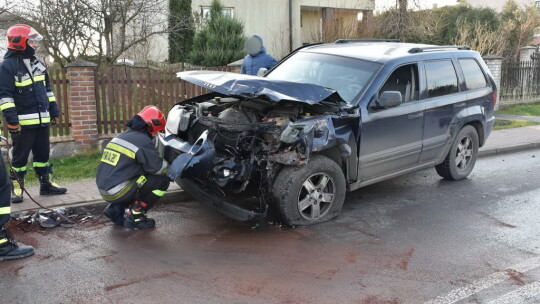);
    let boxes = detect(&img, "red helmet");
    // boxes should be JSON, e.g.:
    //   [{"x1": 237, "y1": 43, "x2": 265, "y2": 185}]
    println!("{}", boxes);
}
[
  {"x1": 7, "y1": 24, "x2": 43, "y2": 51},
  {"x1": 137, "y1": 106, "x2": 165, "y2": 135}
]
